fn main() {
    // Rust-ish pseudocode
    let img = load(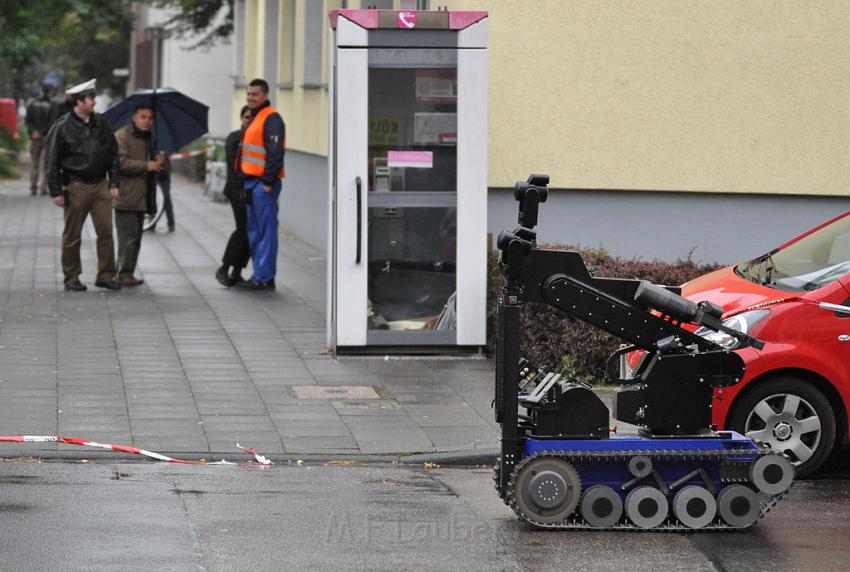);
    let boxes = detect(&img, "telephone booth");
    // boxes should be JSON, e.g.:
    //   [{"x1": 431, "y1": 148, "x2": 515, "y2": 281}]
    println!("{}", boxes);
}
[{"x1": 327, "y1": 9, "x2": 488, "y2": 353}]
